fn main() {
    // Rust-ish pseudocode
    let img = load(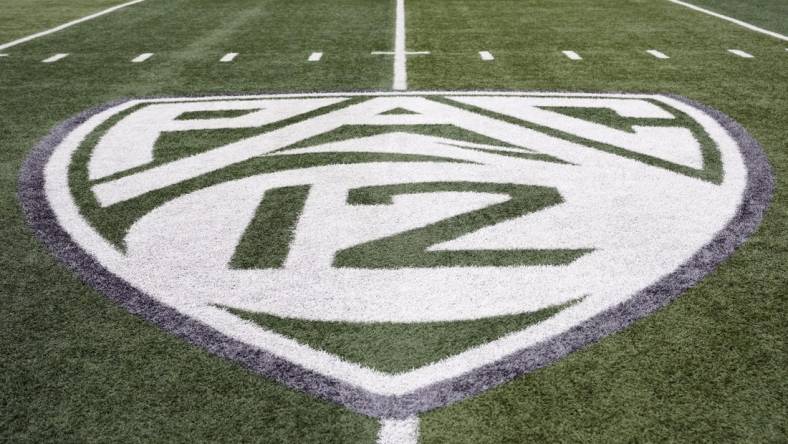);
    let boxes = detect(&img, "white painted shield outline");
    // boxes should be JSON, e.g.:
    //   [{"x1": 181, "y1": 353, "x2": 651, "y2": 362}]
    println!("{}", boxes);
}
[{"x1": 19, "y1": 92, "x2": 773, "y2": 418}]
